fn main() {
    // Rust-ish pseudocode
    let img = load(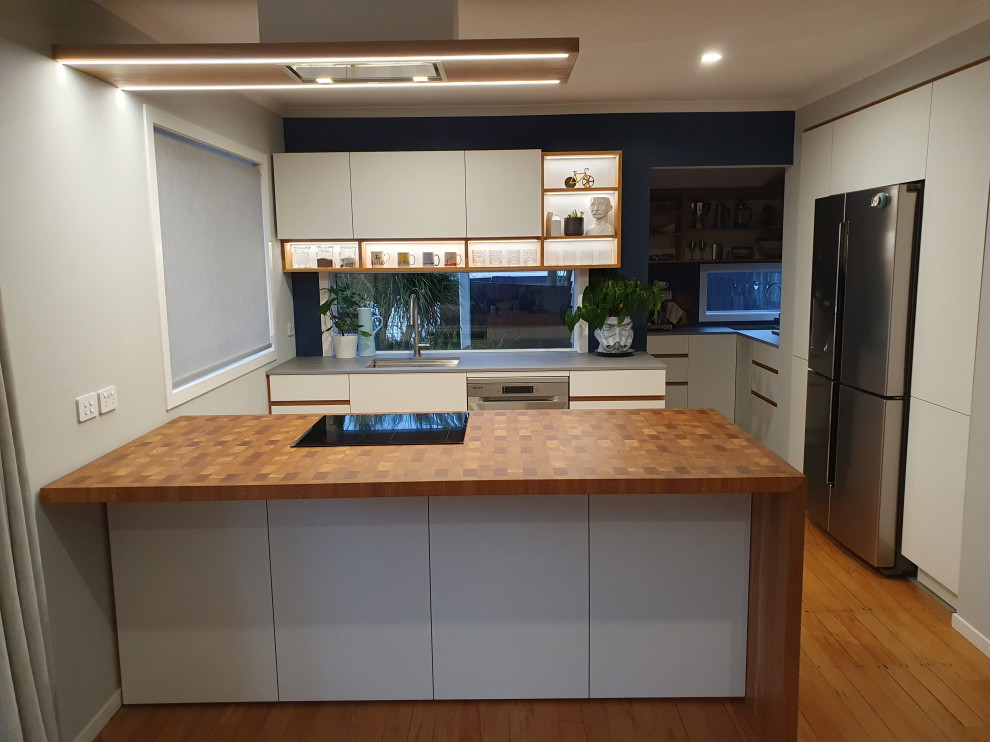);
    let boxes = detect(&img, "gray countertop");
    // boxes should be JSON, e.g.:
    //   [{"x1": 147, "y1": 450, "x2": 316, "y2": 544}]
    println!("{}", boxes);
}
[
  {"x1": 648, "y1": 325, "x2": 780, "y2": 348},
  {"x1": 268, "y1": 350, "x2": 666, "y2": 375}
]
